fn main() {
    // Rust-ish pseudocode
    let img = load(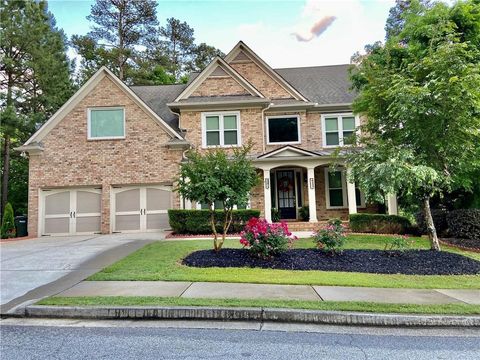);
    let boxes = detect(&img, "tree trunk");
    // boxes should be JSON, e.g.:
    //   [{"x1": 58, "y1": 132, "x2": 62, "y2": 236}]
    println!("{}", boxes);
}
[
  {"x1": 1, "y1": 134, "x2": 11, "y2": 216},
  {"x1": 423, "y1": 196, "x2": 441, "y2": 251},
  {"x1": 210, "y1": 208, "x2": 219, "y2": 252}
]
